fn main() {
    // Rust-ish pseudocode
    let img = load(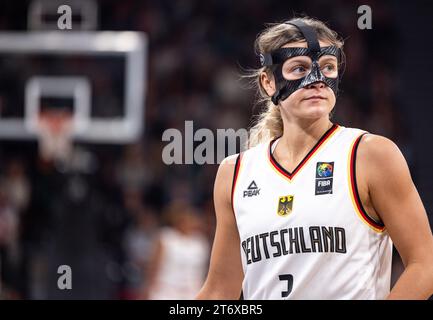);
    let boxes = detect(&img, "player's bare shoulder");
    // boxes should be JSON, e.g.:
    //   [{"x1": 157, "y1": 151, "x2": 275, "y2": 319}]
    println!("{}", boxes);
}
[
  {"x1": 221, "y1": 153, "x2": 239, "y2": 165},
  {"x1": 356, "y1": 133, "x2": 410, "y2": 184},
  {"x1": 218, "y1": 153, "x2": 240, "y2": 176},
  {"x1": 214, "y1": 153, "x2": 240, "y2": 207},
  {"x1": 357, "y1": 134, "x2": 405, "y2": 166}
]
